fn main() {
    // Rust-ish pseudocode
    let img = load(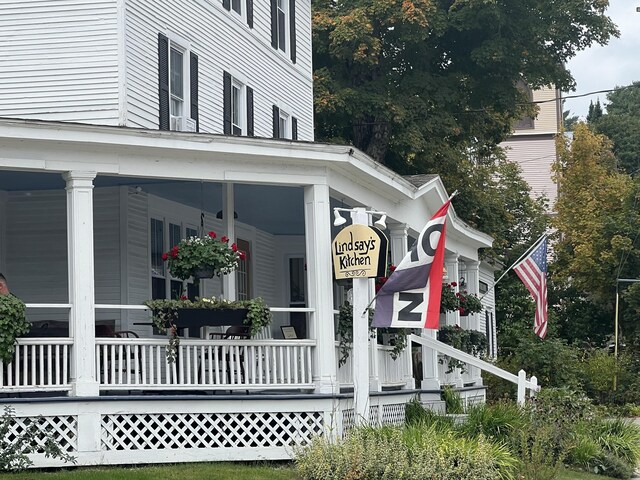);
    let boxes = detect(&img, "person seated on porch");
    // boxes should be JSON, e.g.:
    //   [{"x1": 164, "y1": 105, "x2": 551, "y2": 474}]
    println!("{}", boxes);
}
[{"x1": 0, "y1": 273, "x2": 11, "y2": 296}]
